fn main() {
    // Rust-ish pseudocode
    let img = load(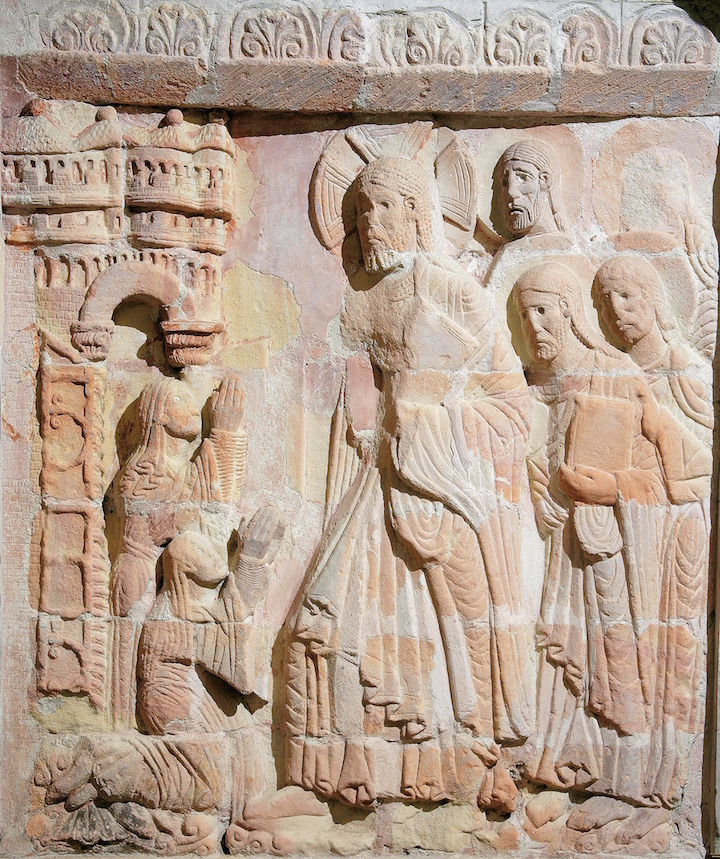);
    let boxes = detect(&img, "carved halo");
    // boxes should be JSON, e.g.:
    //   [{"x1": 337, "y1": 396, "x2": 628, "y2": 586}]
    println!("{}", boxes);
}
[{"x1": 311, "y1": 123, "x2": 478, "y2": 254}]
